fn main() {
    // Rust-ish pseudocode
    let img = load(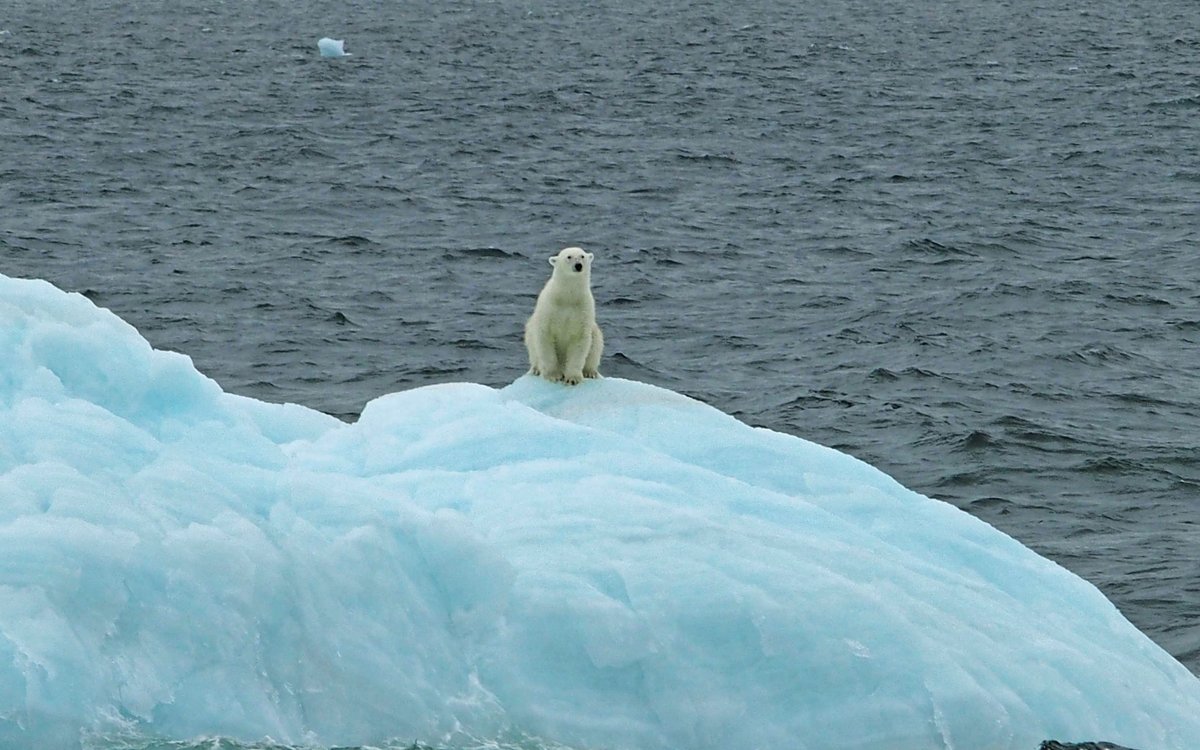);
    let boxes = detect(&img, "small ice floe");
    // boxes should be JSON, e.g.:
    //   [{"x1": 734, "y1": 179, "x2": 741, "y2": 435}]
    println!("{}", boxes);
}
[{"x1": 318, "y1": 37, "x2": 350, "y2": 57}]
